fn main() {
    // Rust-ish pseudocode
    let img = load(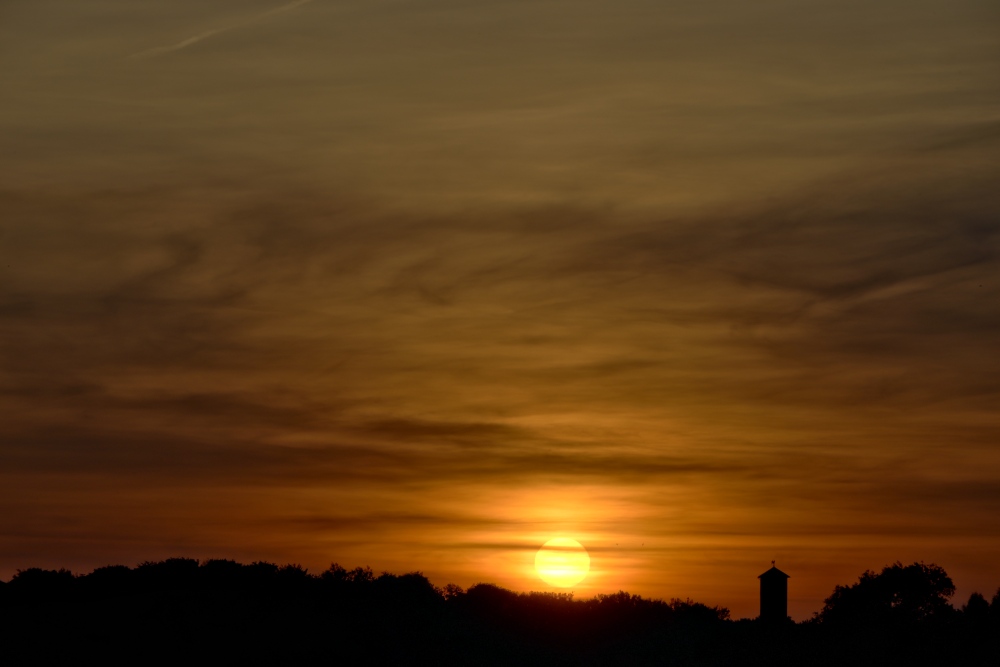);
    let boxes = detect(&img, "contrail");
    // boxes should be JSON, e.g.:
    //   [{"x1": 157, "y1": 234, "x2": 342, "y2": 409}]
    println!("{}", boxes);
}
[{"x1": 128, "y1": 0, "x2": 315, "y2": 60}]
